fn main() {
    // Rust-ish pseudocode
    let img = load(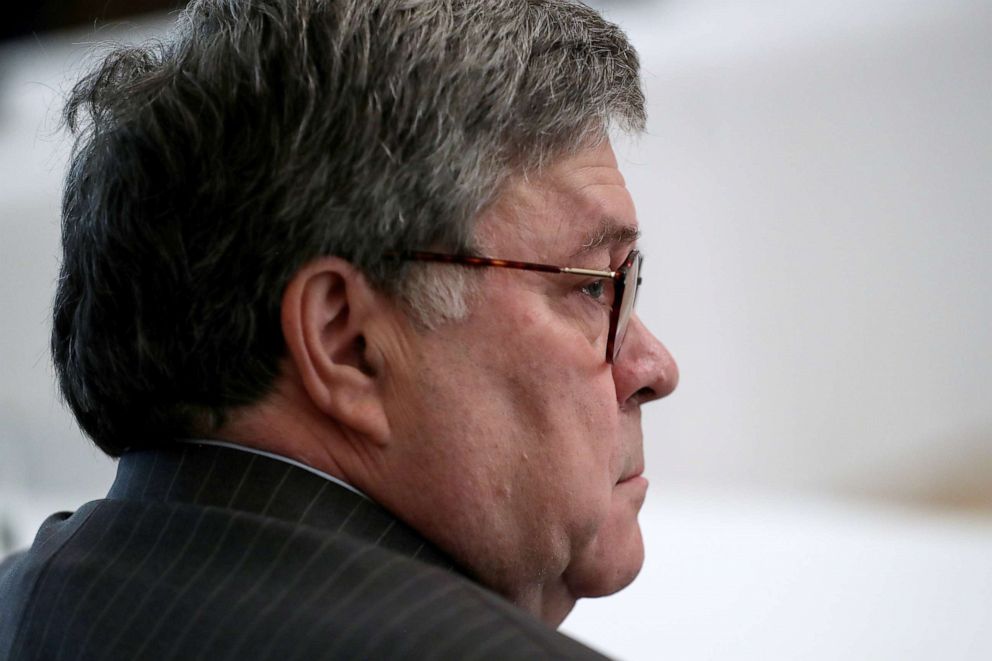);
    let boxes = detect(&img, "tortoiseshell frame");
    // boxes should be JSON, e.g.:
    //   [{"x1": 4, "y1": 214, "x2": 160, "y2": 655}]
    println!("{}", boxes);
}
[{"x1": 388, "y1": 249, "x2": 642, "y2": 363}]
